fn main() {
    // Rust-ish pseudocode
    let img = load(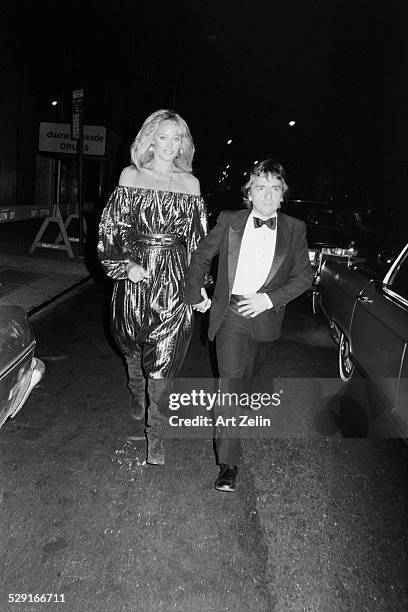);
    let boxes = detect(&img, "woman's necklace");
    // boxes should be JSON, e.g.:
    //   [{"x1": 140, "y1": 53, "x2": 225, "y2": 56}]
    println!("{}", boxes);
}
[
  {"x1": 153, "y1": 166, "x2": 174, "y2": 193},
  {"x1": 153, "y1": 167, "x2": 174, "y2": 224}
]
